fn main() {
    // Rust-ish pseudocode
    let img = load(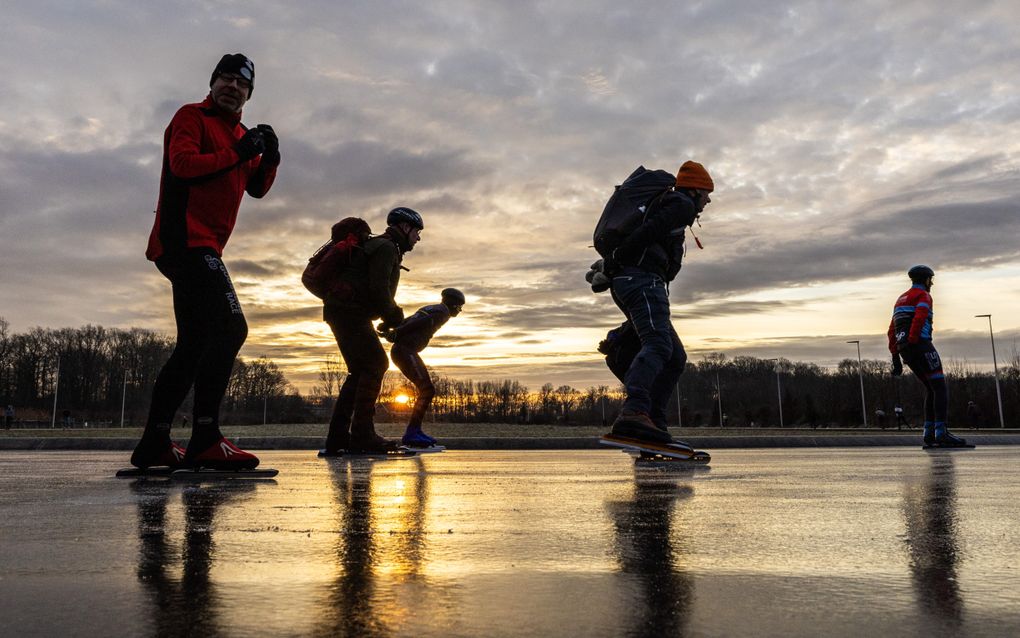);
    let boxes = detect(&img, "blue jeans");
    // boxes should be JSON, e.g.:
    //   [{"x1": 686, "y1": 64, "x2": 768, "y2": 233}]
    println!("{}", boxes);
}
[{"x1": 611, "y1": 268, "x2": 687, "y2": 422}]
